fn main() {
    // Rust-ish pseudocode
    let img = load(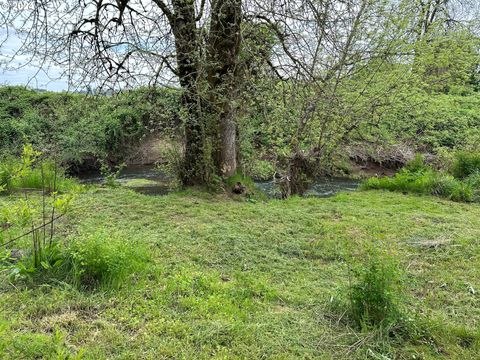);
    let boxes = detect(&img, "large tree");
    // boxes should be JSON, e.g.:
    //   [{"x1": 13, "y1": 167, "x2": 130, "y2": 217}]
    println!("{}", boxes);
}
[{"x1": 1, "y1": 0, "x2": 243, "y2": 185}]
